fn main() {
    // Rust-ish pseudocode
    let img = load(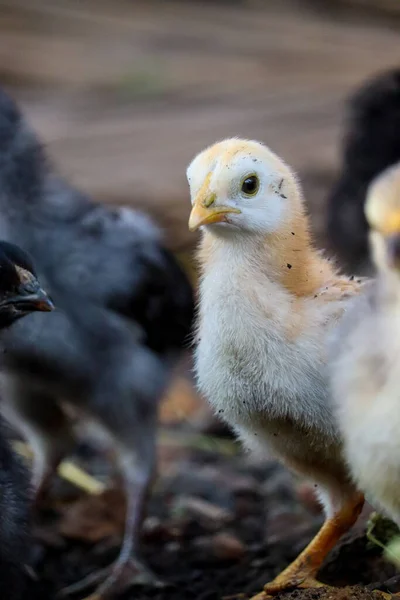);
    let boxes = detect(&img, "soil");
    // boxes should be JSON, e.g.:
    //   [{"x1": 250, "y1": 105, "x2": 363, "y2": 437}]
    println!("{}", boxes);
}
[{"x1": 25, "y1": 432, "x2": 399, "y2": 600}]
